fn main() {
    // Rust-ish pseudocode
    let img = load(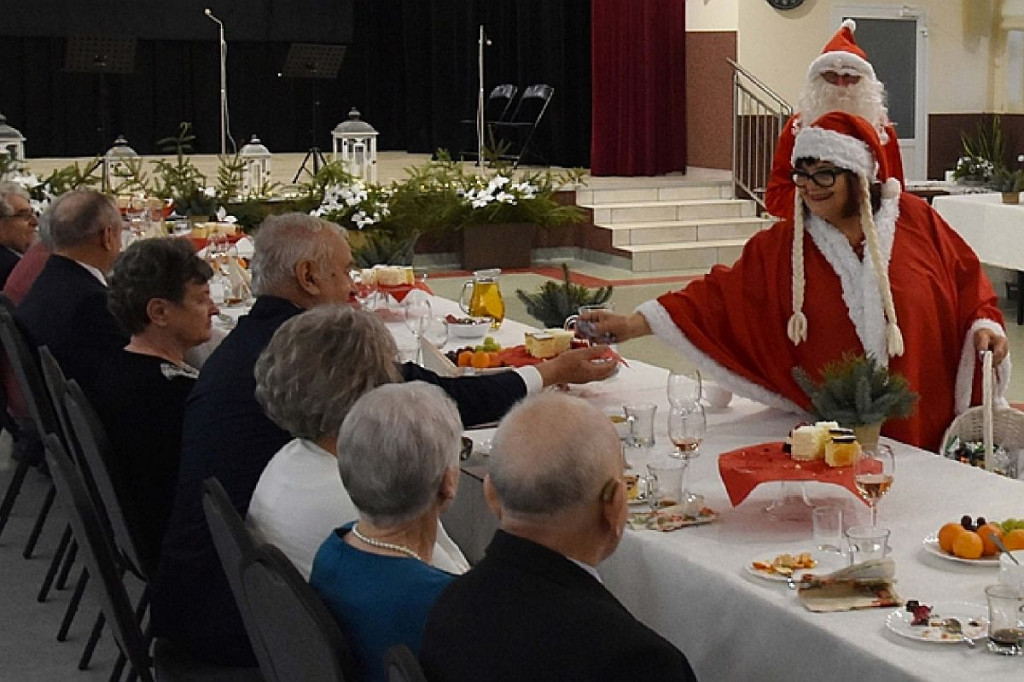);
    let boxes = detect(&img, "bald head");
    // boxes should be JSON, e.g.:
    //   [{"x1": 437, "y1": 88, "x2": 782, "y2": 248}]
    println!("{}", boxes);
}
[
  {"x1": 44, "y1": 189, "x2": 120, "y2": 251},
  {"x1": 488, "y1": 393, "x2": 621, "y2": 518}
]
